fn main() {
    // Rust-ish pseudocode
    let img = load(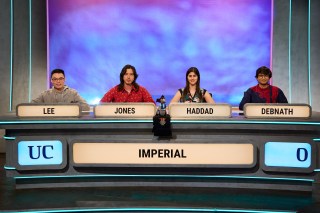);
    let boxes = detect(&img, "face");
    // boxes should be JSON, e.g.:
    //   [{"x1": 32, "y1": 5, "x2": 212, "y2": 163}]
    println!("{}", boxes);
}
[
  {"x1": 51, "y1": 73, "x2": 65, "y2": 91},
  {"x1": 123, "y1": 68, "x2": 135, "y2": 85},
  {"x1": 187, "y1": 71, "x2": 198, "y2": 86},
  {"x1": 256, "y1": 73, "x2": 270, "y2": 86}
]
